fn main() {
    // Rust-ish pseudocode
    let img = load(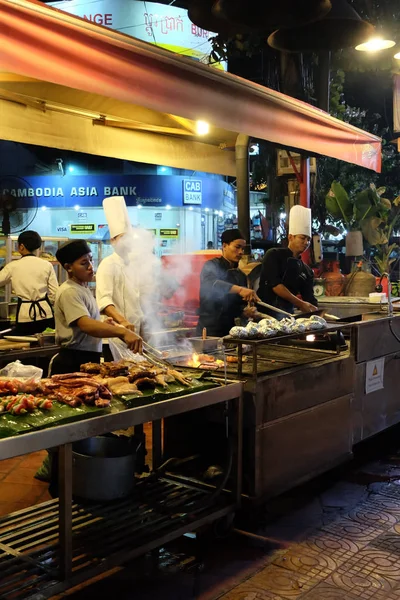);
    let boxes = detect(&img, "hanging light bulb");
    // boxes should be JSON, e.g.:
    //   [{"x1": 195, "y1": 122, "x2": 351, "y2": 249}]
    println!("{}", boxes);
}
[
  {"x1": 355, "y1": 37, "x2": 395, "y2": 52},
  {"x1": 395, "y1": 51, "x2": 400, "y2": 59}
]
